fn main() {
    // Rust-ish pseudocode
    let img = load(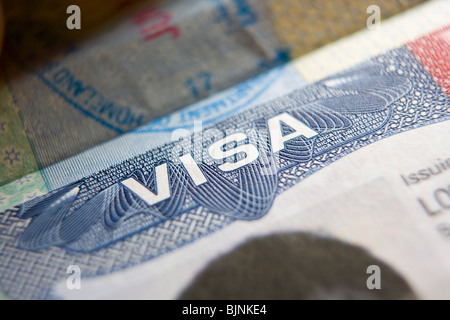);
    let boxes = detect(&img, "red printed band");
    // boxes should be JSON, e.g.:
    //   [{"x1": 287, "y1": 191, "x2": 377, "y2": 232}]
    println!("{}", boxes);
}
[{"x1": 408, "y1": 26, "x2": 450, "y2": 94}]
